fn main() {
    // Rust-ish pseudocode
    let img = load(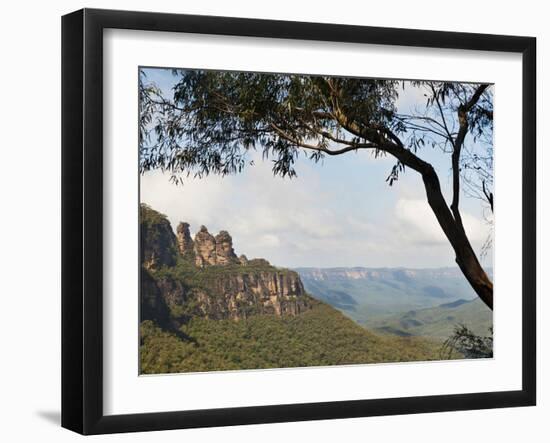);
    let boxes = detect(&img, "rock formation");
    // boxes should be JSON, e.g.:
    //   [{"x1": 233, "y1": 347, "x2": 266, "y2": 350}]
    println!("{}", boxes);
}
[
  {"x1": 193, "y1": 226, "x2": 239, "y2": 267},
  {"x1": 140, "y1": 205, "x2": 177, "y2": 270},
  {"x1": 194, "y1": 271, "x2": 311, "y2": 320},
  {"x1": 194, "y1": 226, "x2": 217, "y2": 267},
  {"x1": 140, "y1": 204, "x2": 314, "y2": 323},
  {"x1": 248, "y1": 258, "x2": 271, "y2": 267},
  {"x1": 176, "y1": 222, "x2": 194, "y2": 256},
  {"x1": 214, "y1": 231, "x2": 238, "y2": 265}
]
